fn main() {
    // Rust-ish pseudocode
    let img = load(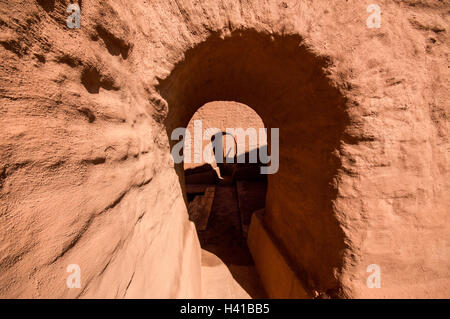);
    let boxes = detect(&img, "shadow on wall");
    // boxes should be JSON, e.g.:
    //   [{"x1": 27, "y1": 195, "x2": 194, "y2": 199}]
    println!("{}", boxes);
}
[
  {"x1": 184, "y1": 146, "x2": 269, "y2": 186},
  {"x1": 183, "y1": 146, "x2": 268, "y2": 298},
  {"x1": 156, "y1": 29, "x2": 351, "y2": 297}
]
